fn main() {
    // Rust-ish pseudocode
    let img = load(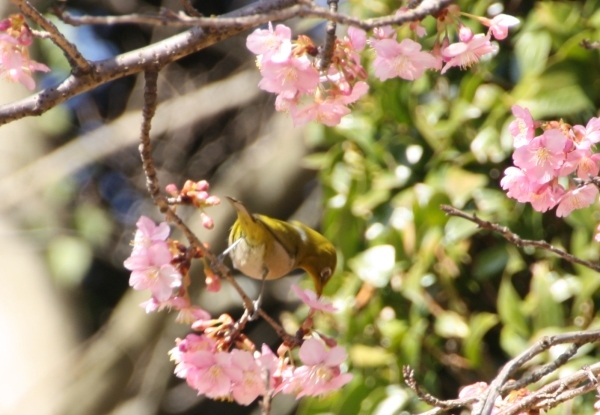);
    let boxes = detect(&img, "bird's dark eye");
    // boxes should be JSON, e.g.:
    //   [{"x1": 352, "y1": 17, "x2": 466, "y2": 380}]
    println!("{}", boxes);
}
[{"x1": 321, "y1": 267, "x2": 332, "y2": 281}]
